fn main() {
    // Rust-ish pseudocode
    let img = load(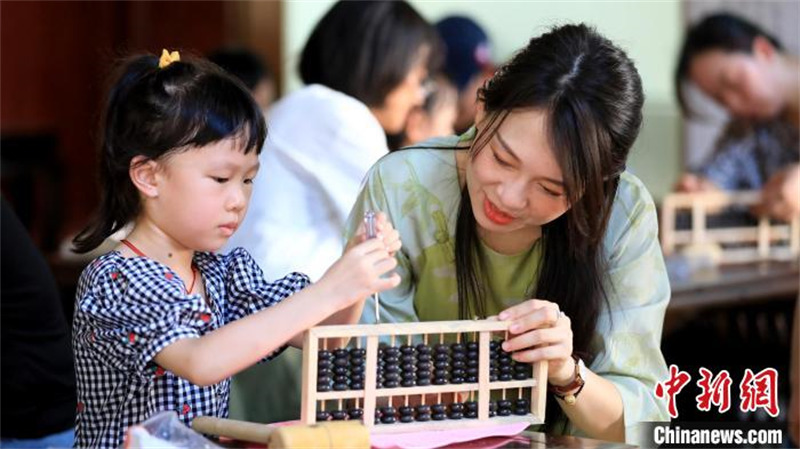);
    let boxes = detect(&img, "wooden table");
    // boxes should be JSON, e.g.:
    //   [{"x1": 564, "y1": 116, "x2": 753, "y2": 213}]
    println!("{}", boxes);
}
[{"x1": 666, "y1": 259, "x2": 798, "y2": 335}]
